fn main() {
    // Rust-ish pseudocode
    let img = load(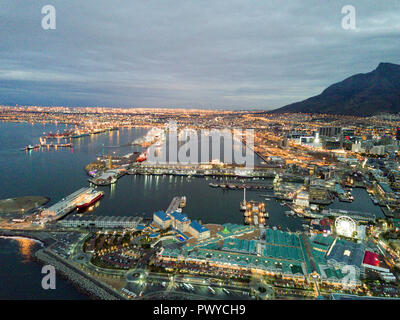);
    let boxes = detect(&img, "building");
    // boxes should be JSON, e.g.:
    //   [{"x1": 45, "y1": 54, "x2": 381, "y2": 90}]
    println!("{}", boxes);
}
[
  {"x1": 319, "y1": 127, "x2": 342, "y2": 138},
  {"x1": 309, "y1": 179, "x2": 331, "y2": 204},
  {"x1": 342, "y1": 128, "x2": 355, "y2": 139},
  {"x1": 294, "y1": 191, "x2": 310, "y2": 207},
  {"x1": 58, "y1": 215, "x2": 142, "y2": 229},
  {"x1": 188, "y1": 221, "x2": 210, "y2": 240},
  {"x1": 326, "y1": 238, "x2": 366, "y2": 274},
  {"x1": 376, "y1": 181, "x2": 397, "y2": 202},
  {"x1": 170, "y1": 211, "x2": 190, "y2": 233},
  {"x1": 362, "y1": 251, "x2": 396, "y2": 282},
  {"x1": 352, "y1": 141, "x2": 365, "y2": 153},
  {"x1": 370, "y1": 145, "x2": 385, "y2": 156},
  {"x1": 42, "y1": 187, "x2": 92, "y2": 220},
  {"x1": 153, "y1": 210, "x2": 172, "y2": 229}
]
